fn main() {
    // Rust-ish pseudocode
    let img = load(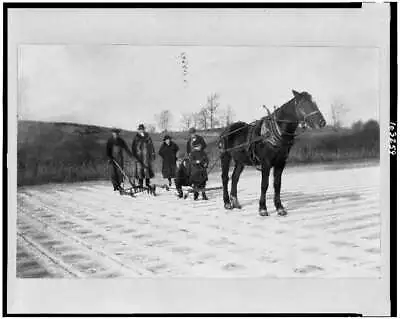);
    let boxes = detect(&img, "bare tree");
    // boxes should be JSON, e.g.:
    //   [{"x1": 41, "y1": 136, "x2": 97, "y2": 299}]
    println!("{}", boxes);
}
[
  {"x1": 191, "y1": 112, "x2": 200, "y2": 129},
  {"x1": 205, "y1": 93, "x2": 220, "y2": 129},
  {"x1": 155, "y1": 110, "x2": 173, "y2": 132},
  {"x1": 330, "y1": 100, "x2": 349, "y2": 128},
  {"x1": 198, "y1": 107, "x2": 209, "y2": 130},
  {"x1": 220, "y1": 105, "x2": 235, "y2": 126},
  {"x1": 180, "y1": 113, "x2": 192, "y2": 131},
  {"x1": 226, "y1": 105, "x2": 235, "y2": 125},
  {"x1": 145, "y1": 123, "x2": 156, "y2": 133},
  {"x1": 212, "y1": 117, "x2": 221, "y2": 129}
]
